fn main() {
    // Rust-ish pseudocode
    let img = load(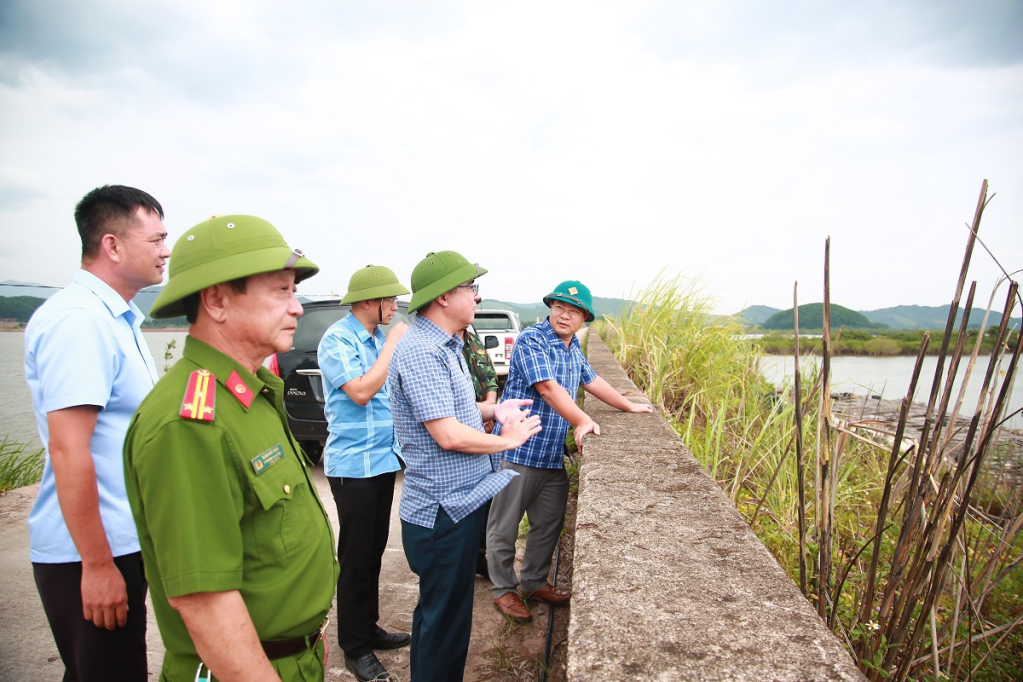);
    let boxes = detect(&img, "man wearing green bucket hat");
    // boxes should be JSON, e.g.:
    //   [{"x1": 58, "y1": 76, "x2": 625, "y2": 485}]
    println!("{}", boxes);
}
[
  {"x1": 317, "y1": 265, "x2": 410, "y2": 682},
  {"x1": 387, "y1": 250, "x2": 542, "y2": 682},
  {"x1": 123, "y1": 215, "x2": 338, "y2": 682},
  {"x1": 487, "y1": 280, "x2": 654, "y2": 622}
]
